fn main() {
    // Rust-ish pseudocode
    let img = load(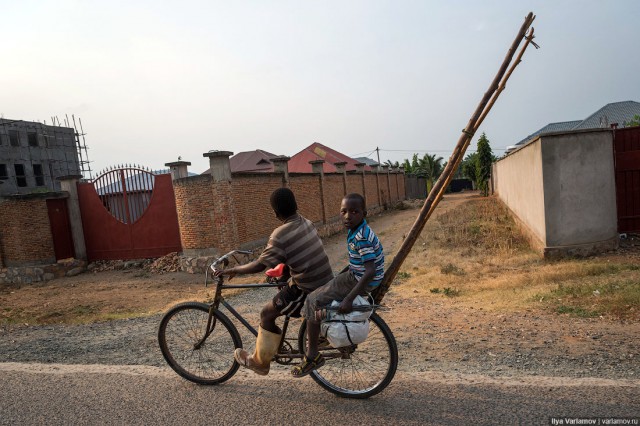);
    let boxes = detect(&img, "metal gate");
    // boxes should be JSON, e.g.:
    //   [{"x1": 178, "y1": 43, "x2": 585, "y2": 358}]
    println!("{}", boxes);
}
[
  {"x1": 614, "y1": 127, "x2": 640, "y2": 233},
  {"x1": 77, "y1": 165, "x2": 182, "y2": 261}
]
